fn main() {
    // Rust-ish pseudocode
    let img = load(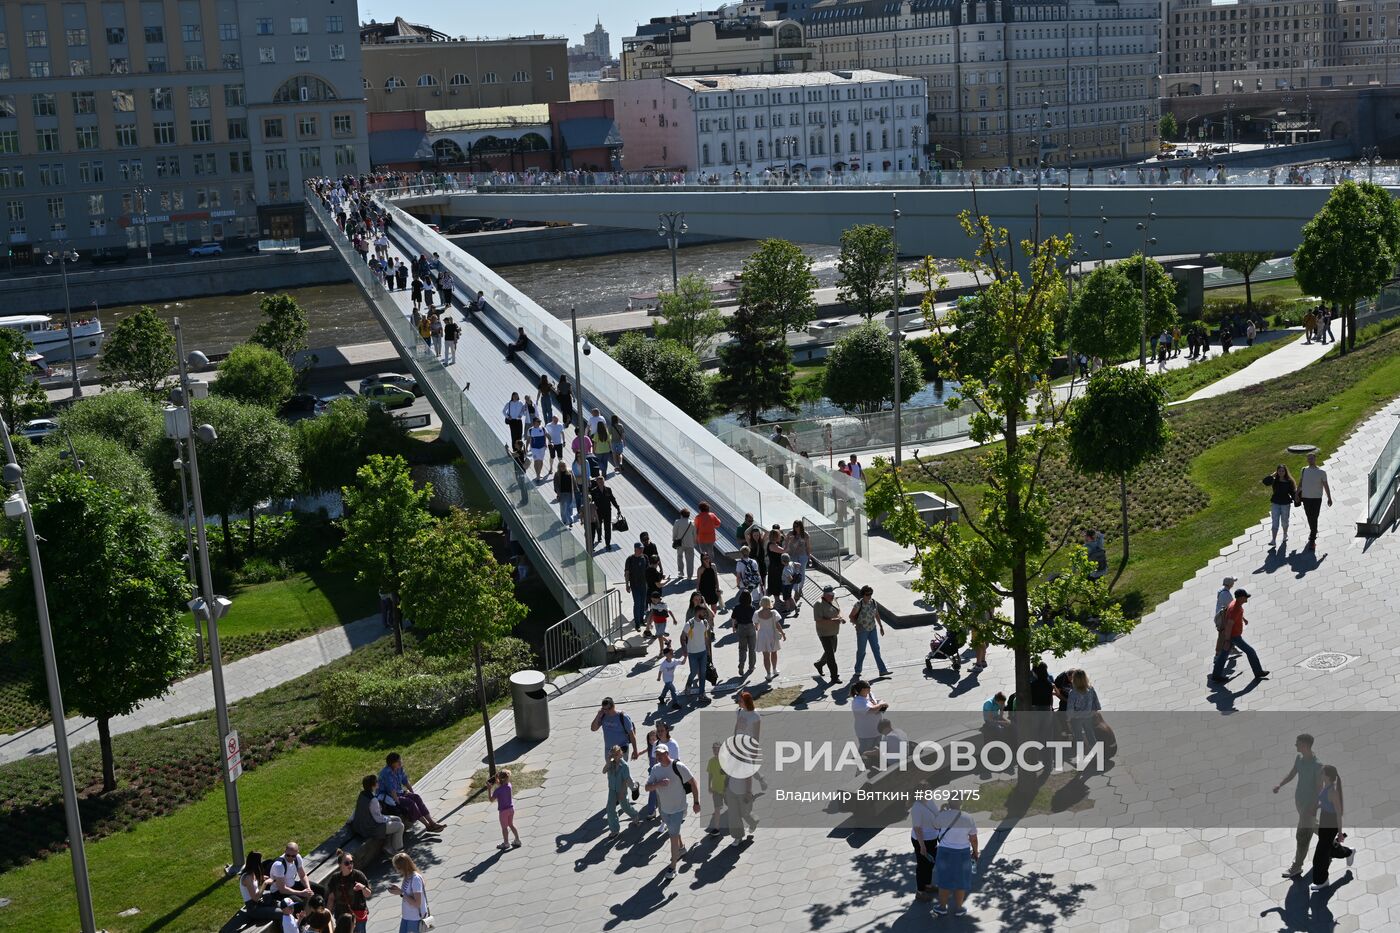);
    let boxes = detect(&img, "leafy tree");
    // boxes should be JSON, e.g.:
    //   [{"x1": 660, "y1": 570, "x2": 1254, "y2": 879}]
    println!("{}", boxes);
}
[
  {"x1": 251, "y1": 293, "x2": 310, "y2": 362},
  {"x1": 332, "y1": 454, "x2": 432, "y2": 655},
  {"x1": 608, "y1": 333, "x2": 712, "y2": 422},
  {"x1": 654, "y1": 274, "x2": 726, "y2": 355},
  {"x1": 822, "y1": 321, "x2": 924, "y2": 414},
  {"x1": 736, "y1": 239, "x2": 818, "y2": 334},
  {"x1": 1158, "y1": 113, "x2": 1178, "y2": 142},
  {"x1": 9, "y1": 471, "x2": 189, "y2": 791},
  {"x1": 1066, "y1": 264, "x2": 1141, "y2": 361},
  {"x1": 1294, "y1": 180, "x2": 1400, "y2": 353},
  {"x1": 1065, "y1": 367, "x2": 1171, "y2": 588},
  {"x1": 25, "y1": 430, "x2": 159, "y2": 513},
  {"x1": 59, "y1": 391, "x2": 164, "y2": 457},
  {"x1": 100, "y1": 306, "x2": 175, "y2": 398},
  {"x1": 0, "y1": 329, "x2": 49, "y2": 429},
  {"x1": 1214, "y1": 252, "x2": 1274, "y2": 319},
  {"x1": 715, "y1": 305, "x2": 795, "y2": 425},
  {"x1": 837, "y1": 223, "x2": 897, "y2": 321},
  {"x1": 1118, "y1": 253, "x2": 1179, "y2": 352},
  {"x1": 212, "y1": 343, "x2": 295, "y2": 409},
  {"x1": 296, "y1": 396, "x2": 407, "y2": 496},
  {"x1": 869, "y1": 211, "x2": 1131, "y2": 709}
]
